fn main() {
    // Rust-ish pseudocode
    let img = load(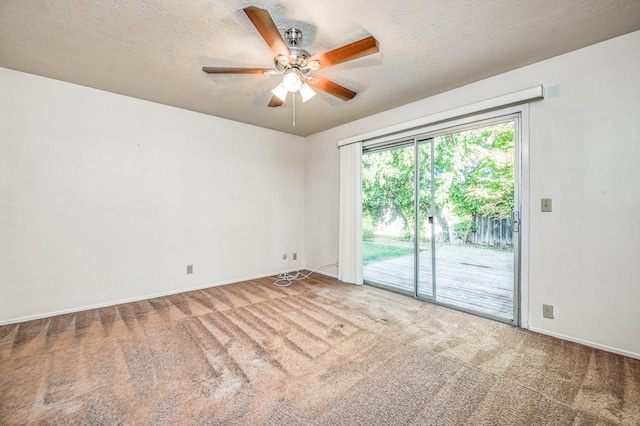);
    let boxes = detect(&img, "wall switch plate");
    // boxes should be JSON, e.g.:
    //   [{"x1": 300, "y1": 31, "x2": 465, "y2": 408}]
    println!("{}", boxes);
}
[
  {"x1": 541, "y1": 198, "x2": 552, "y2": 212},
  {"x1": 293, "y1": 253, "x2": 297, "y2": 260},
  {"x1": 187, "y1": 265, "x2": 193, "y2": 274},
  {"x1": 543, "y1": 304, "x2": 554, "y2": 319}
]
